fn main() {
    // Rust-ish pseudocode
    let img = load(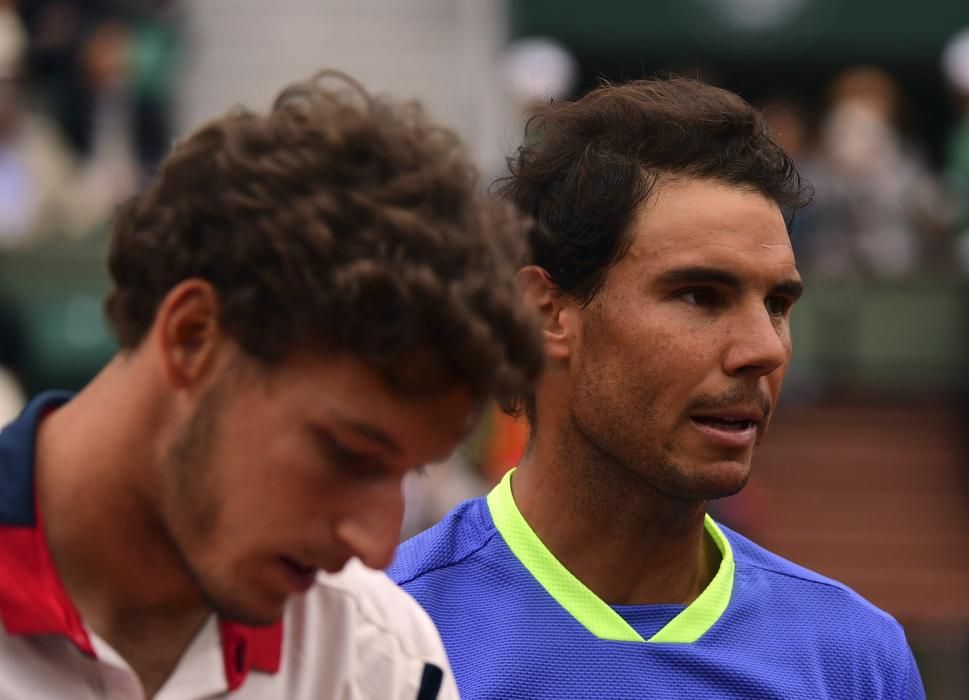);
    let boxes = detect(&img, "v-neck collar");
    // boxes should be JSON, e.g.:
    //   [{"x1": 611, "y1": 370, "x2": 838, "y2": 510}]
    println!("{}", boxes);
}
[{"x1": 486, "y1": 468, "x2": 735, "y2": 643}]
